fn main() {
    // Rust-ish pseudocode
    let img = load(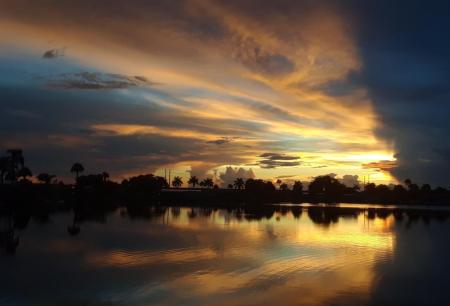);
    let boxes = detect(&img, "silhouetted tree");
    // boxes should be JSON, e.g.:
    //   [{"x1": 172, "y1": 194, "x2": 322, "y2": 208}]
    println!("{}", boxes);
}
[
  {"x1": 375, "y1": 184, "x2": 390, "y2": 197},
  {"x1": 200, "y1": 178, "x2": 214, "y2": 188},
  {"x1": 0, "y1": 156, "x2": 9, "y2": 184},
  {"x1": 102, "y1": 172, "x2": 109, "y2": 183},
  {"x1": 227, "y1": 183, "x2": 233, "y2": 189},
  {"x1": 1, "y1": 149, "x2": 25, "y2": 183},
  {"x1": 7, "y1": 149, "x2": 24, "y2": 169},
  {"x1": 172, "y1": 176, "x2": 183, "y2": 188},
  {"x1": 308, "y1": 175, "x2": 346, "y2": 197},
  {"x1": 293, "y1": 181, "x2": 303, "y2": 193},
  {"x1": 365, "y1": 183, "x2": 376, "y2": 194},
  {"x1": 421, "y1": 184, "x2": 432, "y2": 193},
  {"x1": 188, "y1": 176, "x2": 199, "y2": 188},
  {"x1": 245, "y1": 178, "x2": 275, "y2": 191},
  {"x1": 124, "y1": 174, "x2": 168, "y2": 195},
  {"x1": 280, "y1": 183, "x2": 289, "y2": 191},
  {"x1": 234, "y1": 178, "x2": 245, "y2": 189},
  {"x1": 70, "y1": 162, "x2": 84, "y2": 181},
  {"x1": 77, "y1": 174, "x2": 103, "y2": 187}
]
